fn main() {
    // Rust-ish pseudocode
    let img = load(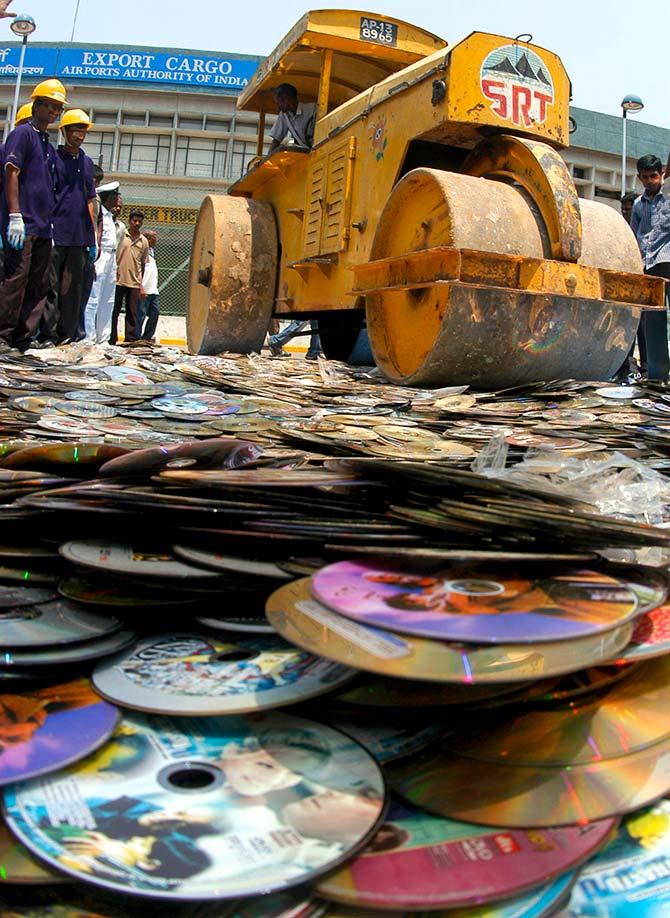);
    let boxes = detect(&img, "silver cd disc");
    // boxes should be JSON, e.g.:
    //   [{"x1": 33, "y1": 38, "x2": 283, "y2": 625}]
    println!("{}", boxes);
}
[
  {"x1": 3, "y1": 710, "x2": 386, "y2": 900},
  {"x1": 0, "y1": 586, "x2": 58, "y2": 608},
  {"x1": 196, "y1": 614, "x2": 275, "y2": 635},
  {"x1": 0, "y1": 599, "x2": 121, "y2": 647},
  {"x1": 2, "y1": 630, "x2": 136, "y2": 667},
  {"x1": 92, "y1": 633, "x2": 356, "y2": 715}
]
